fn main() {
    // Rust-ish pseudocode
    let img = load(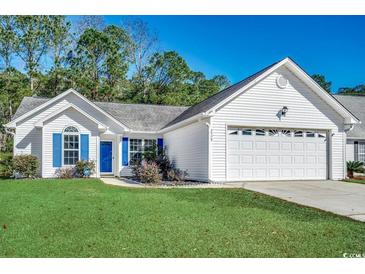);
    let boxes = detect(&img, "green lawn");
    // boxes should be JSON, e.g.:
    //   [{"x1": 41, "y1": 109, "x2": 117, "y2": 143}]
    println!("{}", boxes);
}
[
  {"x1": 344, "y1": 179, "x2": 365, "y2": 185},
  {"x1": 0, "y1": 179, "x2": 364, "y2": 258}
]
